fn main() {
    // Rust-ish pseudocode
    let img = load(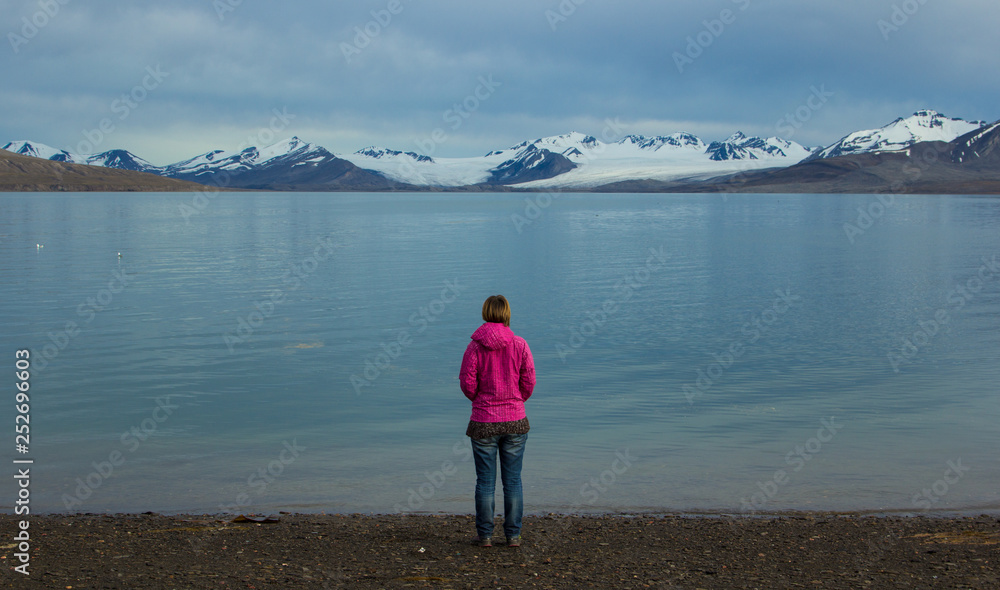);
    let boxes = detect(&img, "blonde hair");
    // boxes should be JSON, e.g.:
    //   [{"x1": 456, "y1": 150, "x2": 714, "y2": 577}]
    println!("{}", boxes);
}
[{"x1": 482, "y1": 295, "x2": 511, "y2": 327}]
